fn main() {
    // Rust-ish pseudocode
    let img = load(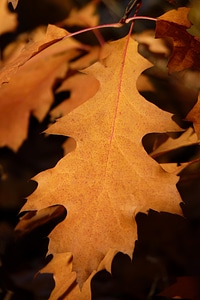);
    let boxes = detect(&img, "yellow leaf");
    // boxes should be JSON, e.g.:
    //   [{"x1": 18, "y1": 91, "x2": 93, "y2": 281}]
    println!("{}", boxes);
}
[{"x1": 22, "y1": 36, "x2": 182, "y2": 290}]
